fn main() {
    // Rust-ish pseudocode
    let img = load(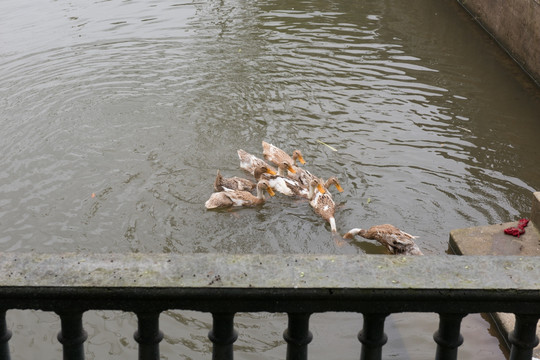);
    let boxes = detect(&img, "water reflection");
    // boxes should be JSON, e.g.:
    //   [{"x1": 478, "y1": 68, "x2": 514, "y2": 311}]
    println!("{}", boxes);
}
[{"x1": 1, "y1": 0, "x2": 539, "y2": 359}]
